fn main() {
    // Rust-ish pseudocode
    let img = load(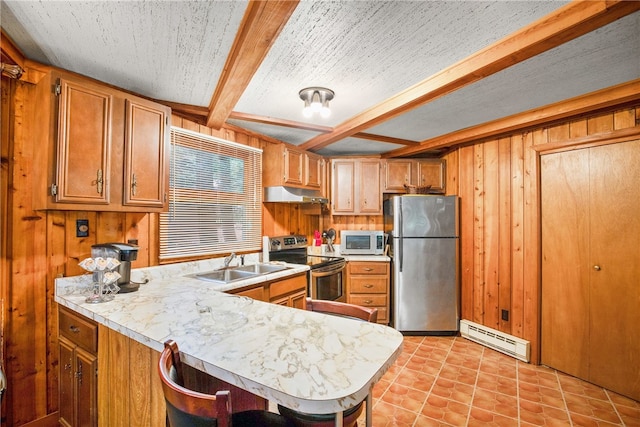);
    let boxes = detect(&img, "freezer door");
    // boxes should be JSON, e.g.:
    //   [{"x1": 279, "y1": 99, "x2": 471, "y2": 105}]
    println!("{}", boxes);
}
[
  {"x1": 392, "y1": 195, "x2": 458, "y2": 238},
  {"x1": 393, "y1": 237, "x2": 459, "y2": 332}
]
